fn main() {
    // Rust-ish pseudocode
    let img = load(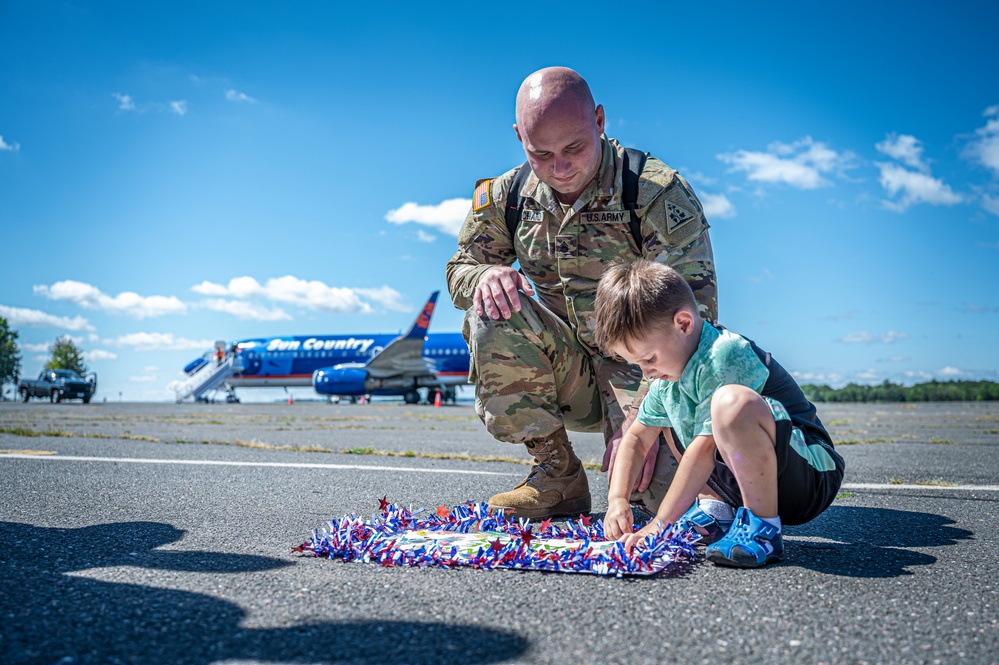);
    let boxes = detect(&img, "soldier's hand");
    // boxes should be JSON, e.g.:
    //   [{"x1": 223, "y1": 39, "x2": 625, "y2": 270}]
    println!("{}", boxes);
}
[
  {"x1": 473, "y1": 266, "x2": 535, "y2": 320},
  {"x1": 603, "y1": 409, "x2": 638, "y2": 477},
  {"x1": 605, "y1": 428, "x2": 659, "y2": 495}
]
